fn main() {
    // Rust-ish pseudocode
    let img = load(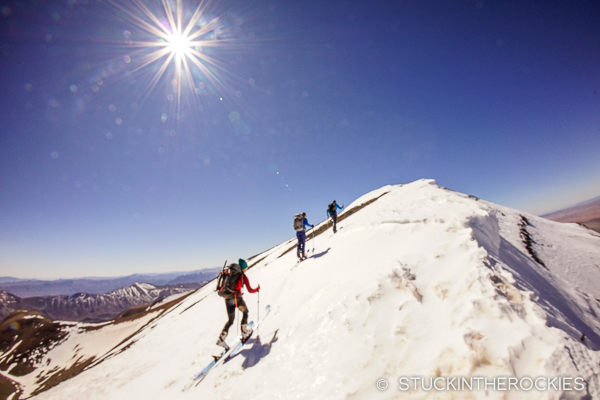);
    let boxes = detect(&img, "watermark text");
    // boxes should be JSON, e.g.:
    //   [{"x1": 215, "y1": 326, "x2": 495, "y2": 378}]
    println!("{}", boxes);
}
[{"x1": 382, "y1": 376, "x2": 587, "y2": 392}]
